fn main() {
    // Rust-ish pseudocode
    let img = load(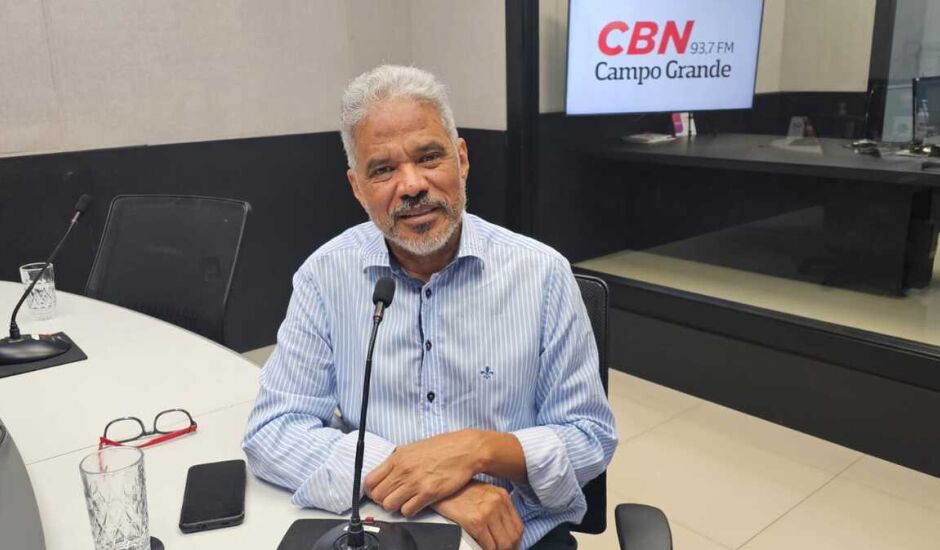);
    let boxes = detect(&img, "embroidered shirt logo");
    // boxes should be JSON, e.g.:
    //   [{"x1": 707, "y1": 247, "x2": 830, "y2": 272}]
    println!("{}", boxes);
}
[{"x1": 480, "y1": 366, "x2": 495, "y2": 380}]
